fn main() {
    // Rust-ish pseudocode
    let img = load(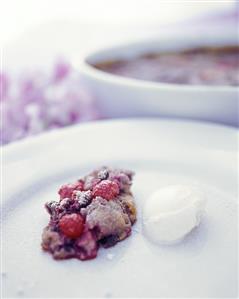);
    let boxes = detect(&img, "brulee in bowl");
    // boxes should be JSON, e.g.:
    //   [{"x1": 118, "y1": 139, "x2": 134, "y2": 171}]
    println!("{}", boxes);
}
[{"x1": 75, "y1": 32, "x2": 239, "y2": 126}]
